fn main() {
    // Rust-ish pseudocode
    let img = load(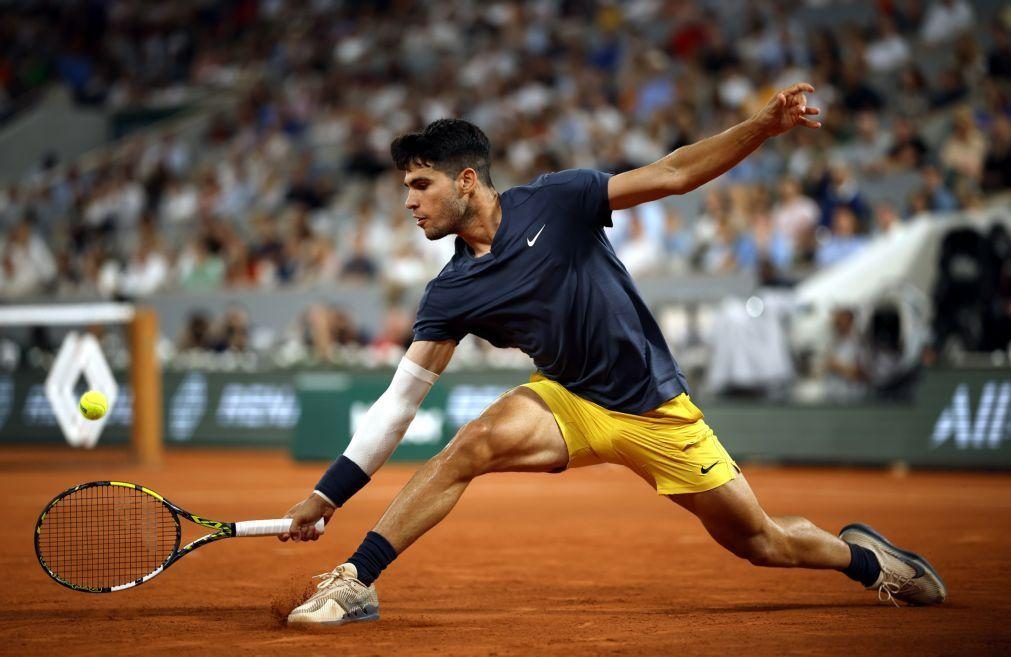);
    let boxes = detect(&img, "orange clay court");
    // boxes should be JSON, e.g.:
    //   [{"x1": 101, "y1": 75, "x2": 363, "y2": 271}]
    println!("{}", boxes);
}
[{"x1": 1, "y1": 446, "x2": 1010, "y2": 657}]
